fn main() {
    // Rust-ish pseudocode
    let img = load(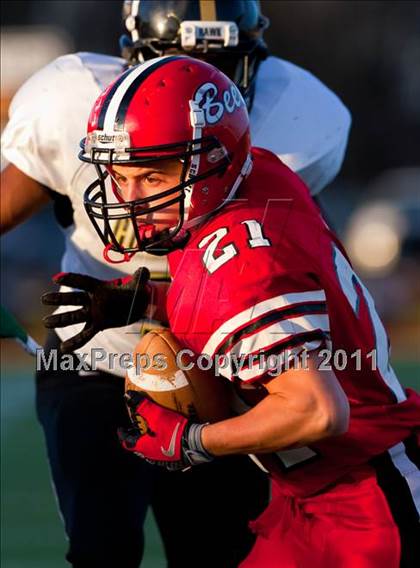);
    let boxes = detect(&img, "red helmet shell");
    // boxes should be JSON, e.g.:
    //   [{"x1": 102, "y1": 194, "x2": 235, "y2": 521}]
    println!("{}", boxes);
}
[{"x1": 84, "y1": 56, "x2": 251, "y2": 225}]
